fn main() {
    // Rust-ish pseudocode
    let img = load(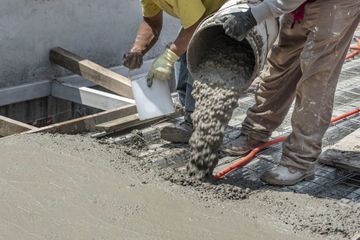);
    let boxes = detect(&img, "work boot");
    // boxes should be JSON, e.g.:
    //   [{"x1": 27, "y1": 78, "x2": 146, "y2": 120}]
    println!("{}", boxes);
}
[
  {"x1": 160, "y1": 120, "x2": 193, "y2": 143},
  {"x1": 222, "y1": 134, "x2": 265, "y2": 156},
  {"x1": 260, "y1": 165, "x2": 315, "y2": 186}
]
